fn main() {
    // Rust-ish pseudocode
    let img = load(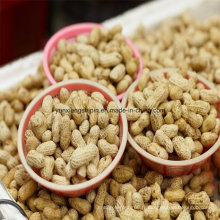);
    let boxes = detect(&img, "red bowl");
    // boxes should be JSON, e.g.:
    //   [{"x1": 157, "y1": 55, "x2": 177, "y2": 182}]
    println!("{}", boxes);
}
[
  {"x1": 122, "y1": 70, "x2": 220, "y2": 177},
  {"x1": 43, "y1": 22, "x2": 143, "y2": 100},
  {"x1": 18, "y1": 79, "x2": 128, "y2": 196}
]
